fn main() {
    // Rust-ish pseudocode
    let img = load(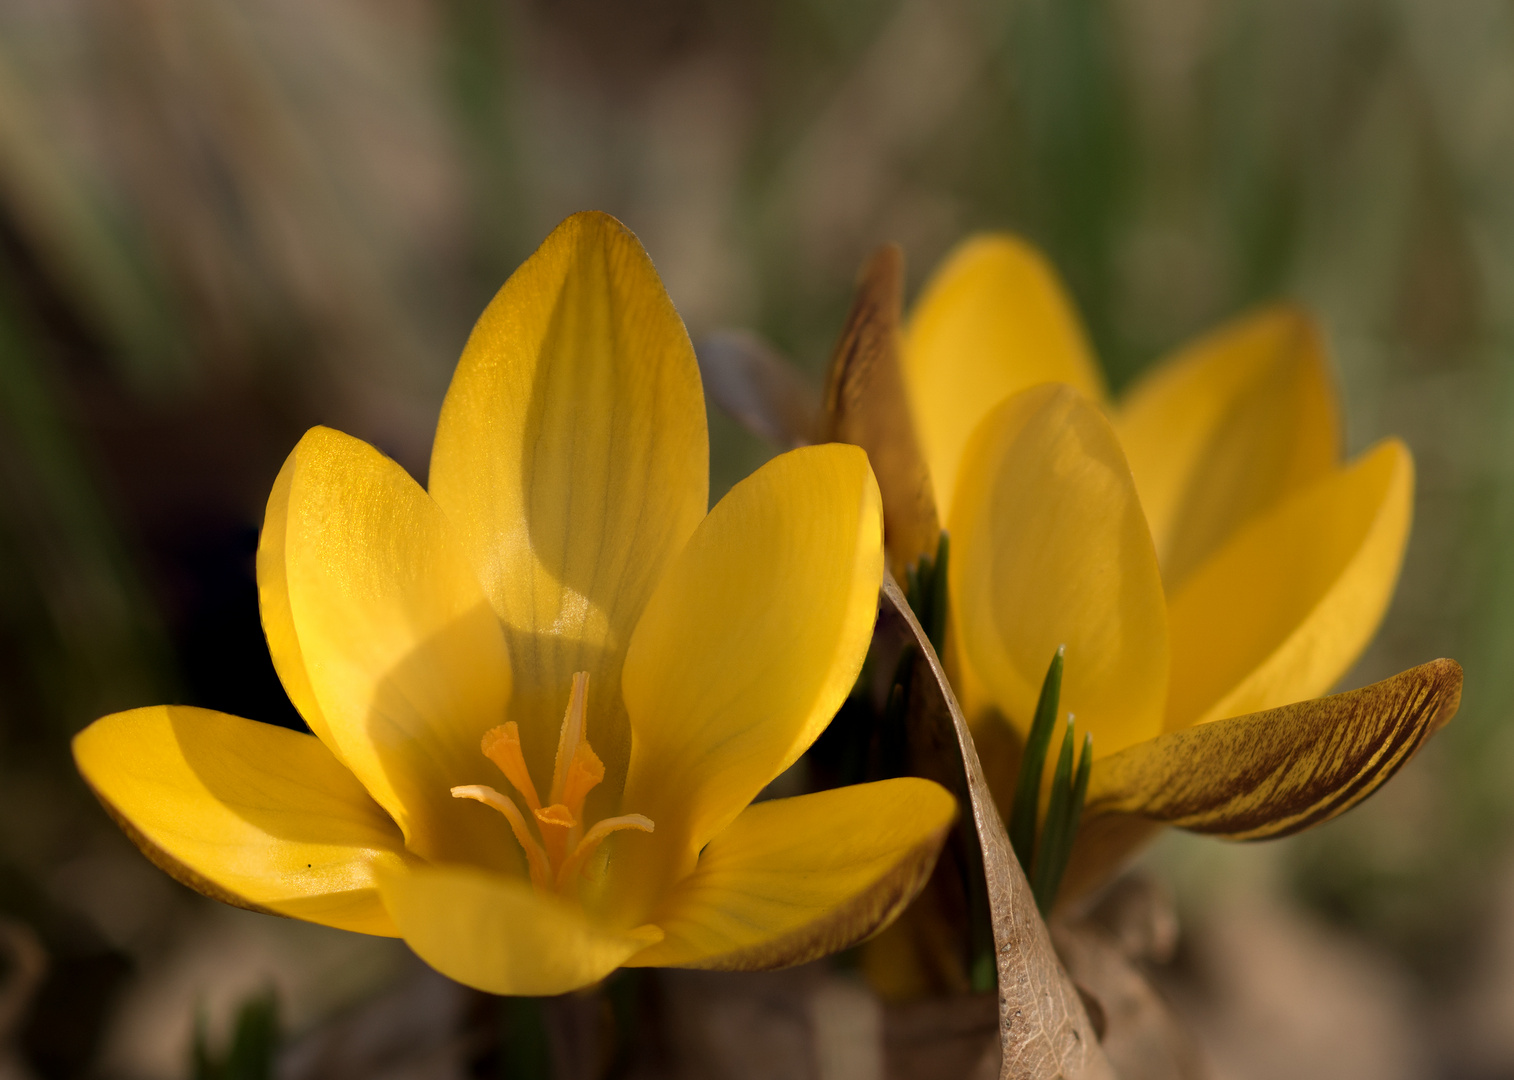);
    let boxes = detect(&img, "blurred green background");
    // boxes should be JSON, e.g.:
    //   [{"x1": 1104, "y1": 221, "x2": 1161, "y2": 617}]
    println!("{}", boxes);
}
[{"x1": 0, "y1": 0, "x2": 1510, "y2": 1076}]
